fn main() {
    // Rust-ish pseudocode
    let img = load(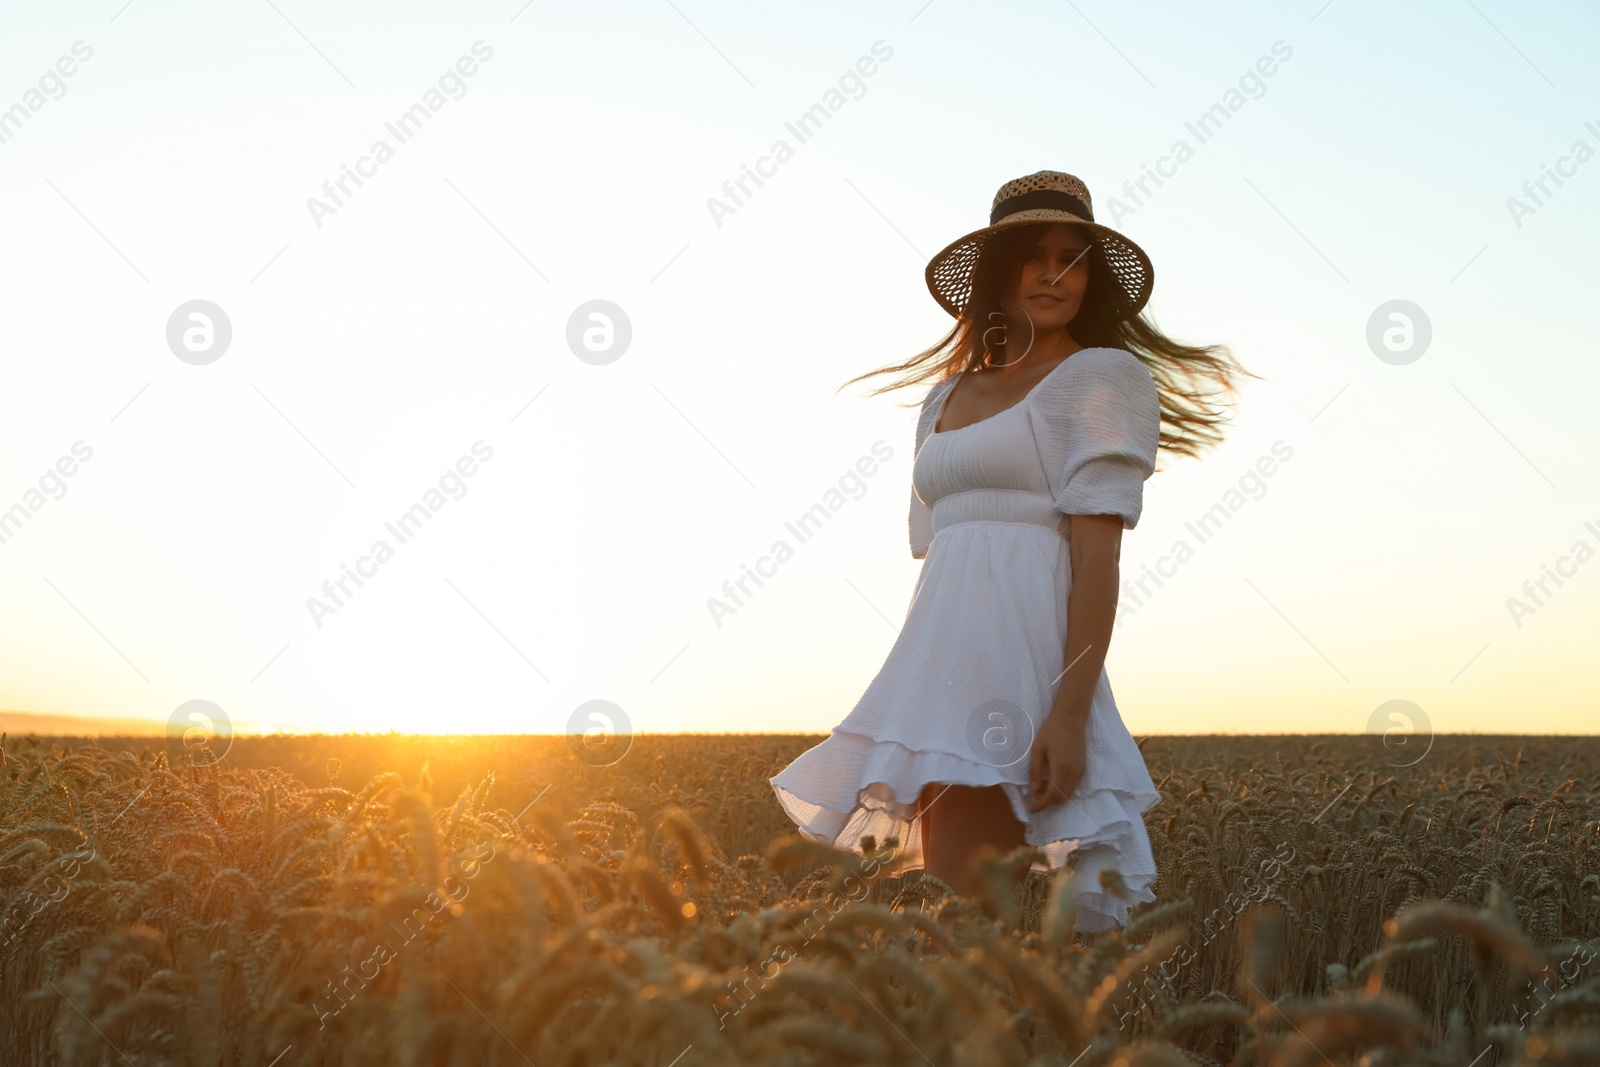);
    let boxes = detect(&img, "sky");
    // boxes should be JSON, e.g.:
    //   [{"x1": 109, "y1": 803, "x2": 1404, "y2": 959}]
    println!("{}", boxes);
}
[{"x1": 0, "y1": 0, "x2": 1595, "y2": 742}]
